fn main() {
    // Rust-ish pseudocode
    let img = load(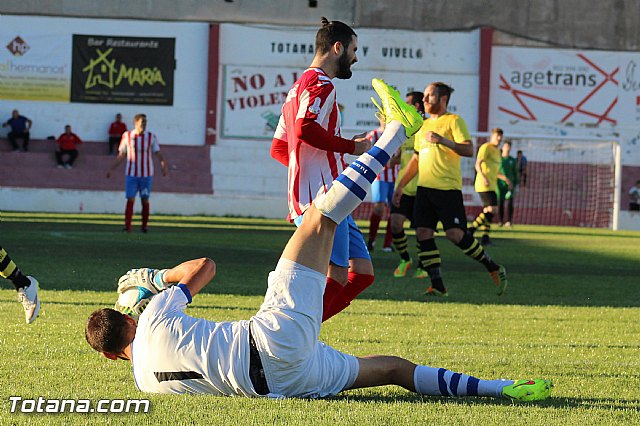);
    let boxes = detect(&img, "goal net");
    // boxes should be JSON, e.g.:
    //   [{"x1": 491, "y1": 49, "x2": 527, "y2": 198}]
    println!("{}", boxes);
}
[{"x1": 465, "y1": 134, "x2": 620, "y2": 229}]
